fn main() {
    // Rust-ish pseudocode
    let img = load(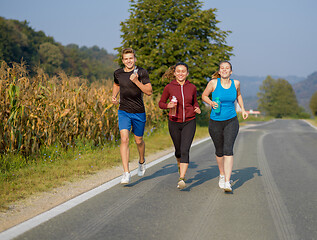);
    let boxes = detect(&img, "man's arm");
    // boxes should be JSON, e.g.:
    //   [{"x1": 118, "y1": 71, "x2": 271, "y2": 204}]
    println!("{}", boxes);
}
[
  {"x1": 112, "y1": 82, "x2": 120, "y2": 104},
  {"x1": 130, "y1": 74, "x2": 153, "y2": 96}
]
